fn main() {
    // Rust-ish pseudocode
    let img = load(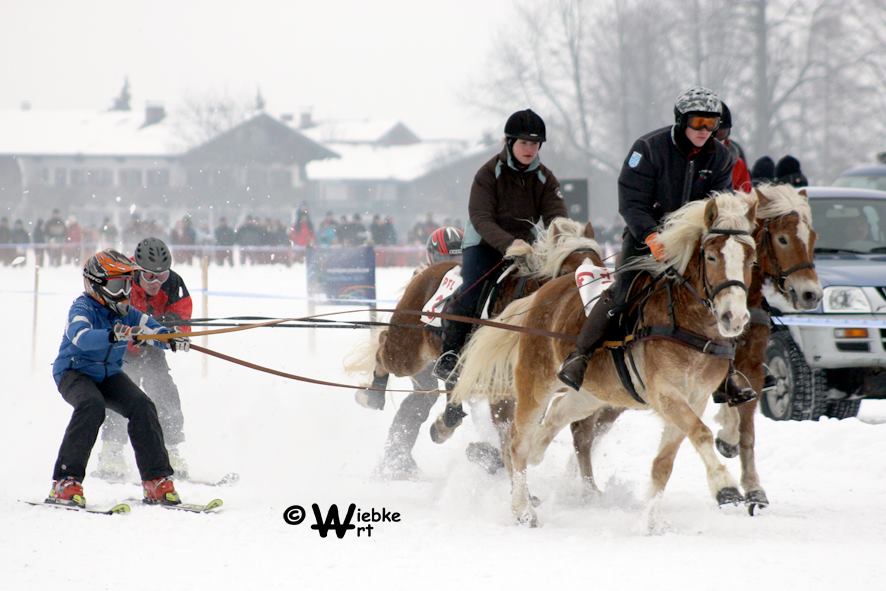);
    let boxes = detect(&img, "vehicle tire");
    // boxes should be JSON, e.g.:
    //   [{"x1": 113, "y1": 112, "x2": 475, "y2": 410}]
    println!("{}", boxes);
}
[
  {"x1": 760, "y1": 331, "x2": 828, "y2": 421},
  {"x1": 824, "y1": 399, "x2": 862, "y2": 419}
]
